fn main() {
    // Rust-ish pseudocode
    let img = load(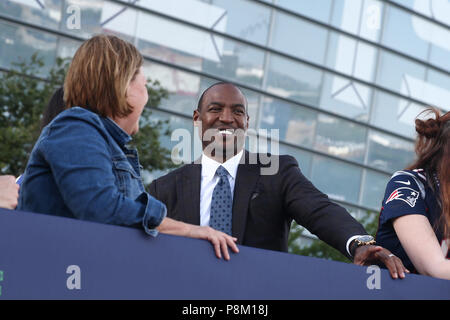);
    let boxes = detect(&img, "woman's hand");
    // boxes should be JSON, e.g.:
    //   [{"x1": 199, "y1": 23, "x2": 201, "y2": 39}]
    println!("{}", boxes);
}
[
  {"x1": 187, "y1": 225, "x2": 239, "y2": 260},
  {"x1": 157, "y1": 217, "x2": 239, "y2": 260}
]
